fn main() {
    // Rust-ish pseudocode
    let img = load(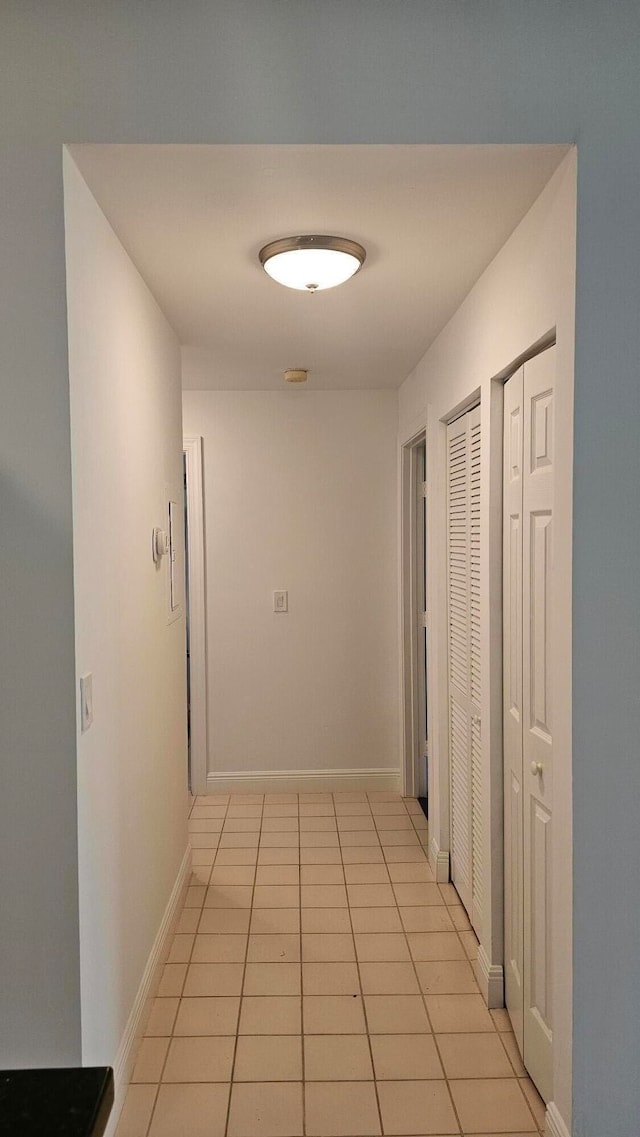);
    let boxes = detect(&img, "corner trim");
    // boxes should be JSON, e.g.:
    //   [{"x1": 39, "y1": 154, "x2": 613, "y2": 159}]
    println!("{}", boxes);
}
[
  {"x1": 476, "y1": 944, "x2": 505, "y2": 1009},
  {"x1": 206, "y1": 768, "x2": 401, "y2": 794},
  {"x1": 545, "y1": 1101, "x2": 572, "y2": 1137},
  {"x1": 429, "y1": 836, "x2": 450, "y2": 882},
  {"x1": 104, "y1": 844, "x2": 191, "y2": 1137}
]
